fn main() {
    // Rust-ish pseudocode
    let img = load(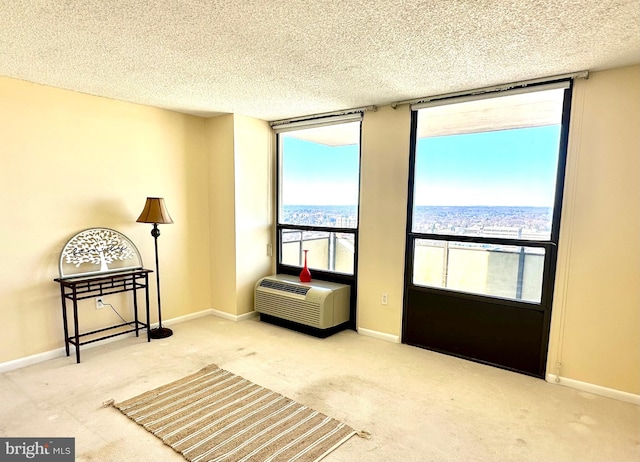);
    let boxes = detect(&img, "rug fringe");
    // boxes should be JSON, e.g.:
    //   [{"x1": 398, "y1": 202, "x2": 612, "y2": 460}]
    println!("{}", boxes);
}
[
  {"x1": 101, "y1": 399, "x2": 115, "y2": 408},
  {"x1": 356, "y1": 430, "x2": 371, "y2": 439}
]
